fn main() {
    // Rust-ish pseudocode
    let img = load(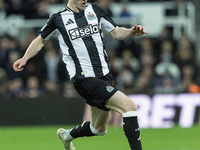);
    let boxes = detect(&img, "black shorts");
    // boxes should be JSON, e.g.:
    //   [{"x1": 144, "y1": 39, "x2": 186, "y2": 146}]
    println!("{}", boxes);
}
[{"x1": 72, "y1": 73, "x2": 118, "y2": 111}]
